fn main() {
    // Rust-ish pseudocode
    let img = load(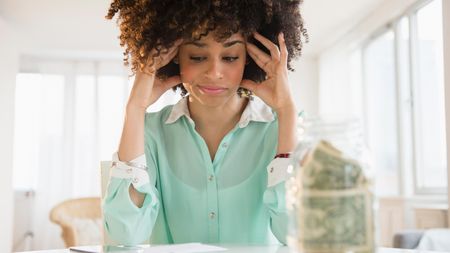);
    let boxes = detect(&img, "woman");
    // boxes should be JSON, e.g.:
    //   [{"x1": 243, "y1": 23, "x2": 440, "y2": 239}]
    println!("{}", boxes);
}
[{"x1": 103, "y1": 0, "x2": 308, "y2": 246}]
